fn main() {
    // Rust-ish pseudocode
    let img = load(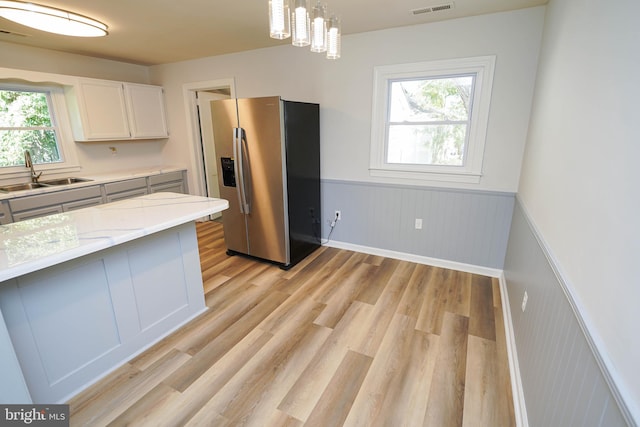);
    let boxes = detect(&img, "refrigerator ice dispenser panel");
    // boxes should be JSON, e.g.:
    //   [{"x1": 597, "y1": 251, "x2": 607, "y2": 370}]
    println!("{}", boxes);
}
[{"x1": 221, "y1": 157, "x2": 236, "y2": 187}]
